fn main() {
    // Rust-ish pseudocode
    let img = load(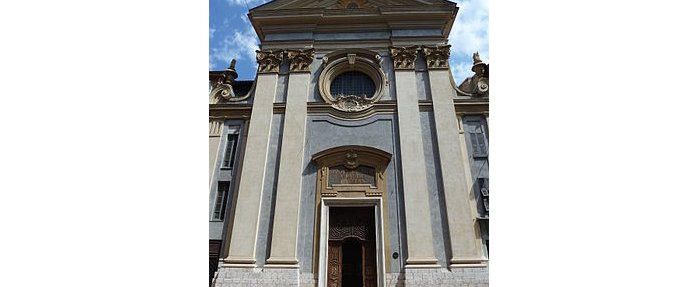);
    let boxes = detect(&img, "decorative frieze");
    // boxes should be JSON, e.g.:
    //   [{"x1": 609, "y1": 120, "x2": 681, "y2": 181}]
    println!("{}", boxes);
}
[
  {"x1": 287, "y1": 48, "x2": 315, "y2": 72},
  {"x1": 389, "y1": 46, "x2": 418, "y2": 70},
  {"x1": 422, "y1": 45, "x2": 451, "y2": 69},
  {"x1": 256, "y1": 50, "x2": 283, "y2": 73}
]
